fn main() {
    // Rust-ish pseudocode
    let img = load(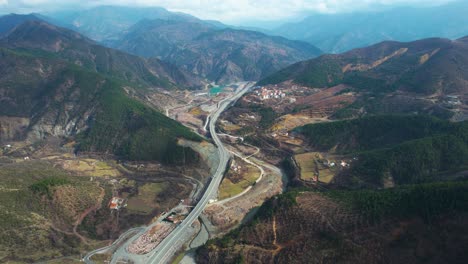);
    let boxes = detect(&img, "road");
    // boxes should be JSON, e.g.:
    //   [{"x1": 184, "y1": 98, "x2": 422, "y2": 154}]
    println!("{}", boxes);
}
[
  {"x1": 83, "y1": 227, "x2": 145, "y2": 263},
  {"x1": 84, "y1": 82, "x2": 253, "y2": 264},
  {"x1": 143, "y1": 82, "x2": 254, "y2": 263}
]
